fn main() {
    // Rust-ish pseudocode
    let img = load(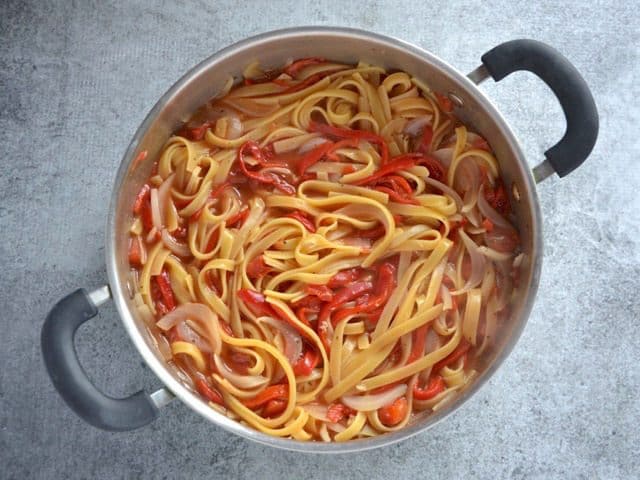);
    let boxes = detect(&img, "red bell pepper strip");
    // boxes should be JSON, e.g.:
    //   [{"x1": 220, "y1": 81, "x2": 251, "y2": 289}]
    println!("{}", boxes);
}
[
  {"x1": 276, "y1": 72, "x2": 328, "y2": 95},
  {"x1": 413, "y1": 375, "x2": 445, "y2": 400},
  {"x1": 482, "y1": 218, "x2": 494, "y2": 232},
  {"x1": 435, "y1": 92, "x2": 454, "y2": 113},
  {"x1": 330, "y1": 262, "x2": 396, "y2": 326},
  {"x1": 155, "y1": 270, "x2": 176, "y2": 311},
  {"x1": 432, "y1": 340, "x2": 470, "y2": 372},
  {"x1": 226, "y1": 207, "x2": 249, "y2": 227},
  {"x1": 204, "y1": 228, "x2": 220, "y2": 254},
  {"x1": 237, "y1": 289, "x2": 275, "y2": 318},
  {"x1": 484, "y1": 180, "x2": 510, "y2": 215},
  {"x1": 319, "y1": 281, "x2": 374, "y2": 334},
  {"x1": 327, "y1": 403, "x2": 353, "y2": 423},
  {"x1": 418, "y1": 125, "x2": 434, "y2": 153},
  {"x1": 297, "y1": 141, "x2": 334, "y2": 175},
  {"x1": 195, "y1": 378, "x2": 224, "y2": 405},
  {"x1": 293, "y1": 348, "x2": 319, "y2": 376},
  {"x1": 138, "y1": 194, "x2": 154, "y2": 232},
  {"x1": 472, "y1": 137, "x2": 491, "y2": 151},
  {"x1": 374, "y1": 185, "x2": 419, "y2": 205},
  {"x1": 351, "y1": 154, "x2": 422, "y2": 186},
  {"x1": 133, "y1": 184, "x2": 150, "y2": 214},
  {"x1": 177, "y1": 121, "x2": 214, "y2": 141},
  {"x1": 237, "y1": 141, "x2": 296, "y2": 195},
  {"x1": 378, "y1": 396, "x2": 408, "y2": 426},
  {"x1": 420, "y1": 156, "x2": 446, "y2": 183},
  {"x1": 294, "y1": 307, "x2": 315, "y2": 328},
  {"x1": 305, "y1": 284, "x2": 334, "y2": 302},
  {"x1": 285, "y1": 210, "x2": 316, "y2": 232},
  {"x1": 246, "y1": 255, "x2": 271, "y2": 279},
  {"x1": 327, "y1": 267, "x2": 365, "y2": 288},
  {"x1": 242, "y1": 384, "x2": 288, "y2": 409},
  {"x1": 308, "y1": 121, "x2": 389, "y2": 165},
  {"x1": 262, "y1": 398, "x2": 288, "y2": 417},
  {"x1": 128, "y1": 237, "x2": 142, "y2": 266},
  {"x1": 283, "y1": 57, "x2": 326, "y2": 77},
  {"x1": 407, "y1": 325, "x2": 429, "y2": 364}
]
